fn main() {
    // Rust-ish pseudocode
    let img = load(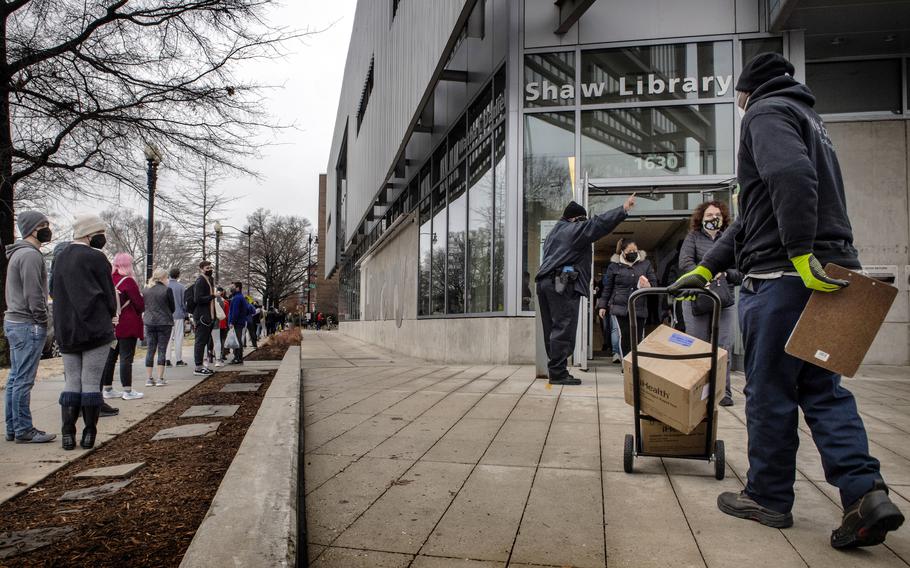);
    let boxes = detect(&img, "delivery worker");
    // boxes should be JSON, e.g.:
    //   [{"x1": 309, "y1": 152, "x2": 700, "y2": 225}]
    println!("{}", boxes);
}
[
  {"x1": 669, "y1": 53, "x2": 903, "y2": 548},
  {"x1": 536, "y1": 195, "x2": 635, "y2": 385}
]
